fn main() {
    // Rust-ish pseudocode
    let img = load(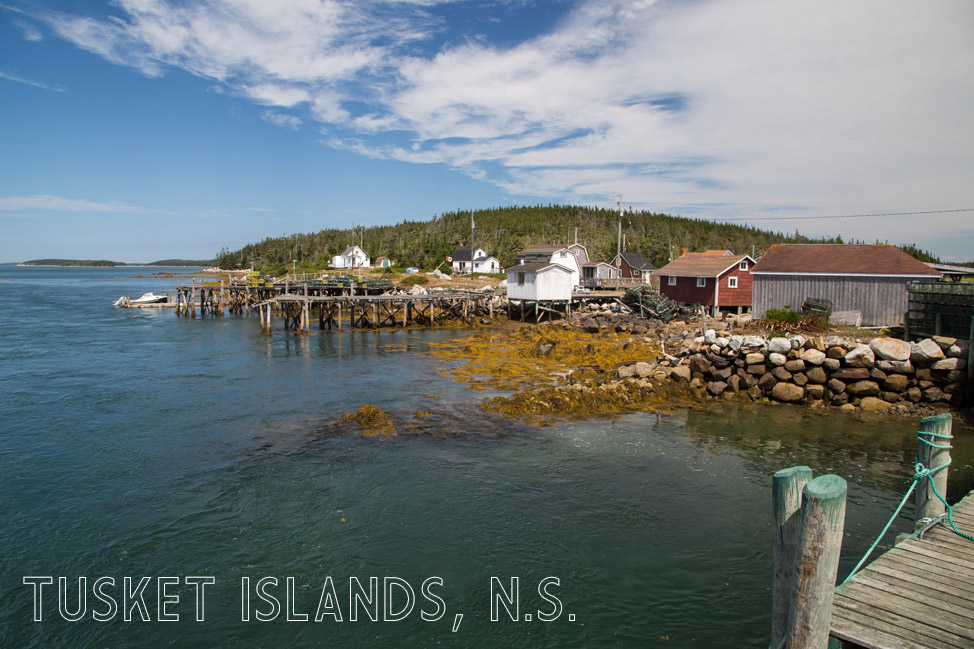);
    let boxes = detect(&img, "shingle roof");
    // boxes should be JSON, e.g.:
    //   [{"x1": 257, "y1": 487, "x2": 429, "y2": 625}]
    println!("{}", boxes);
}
[
  {"x1": 618, "y1": 252, "x2": 655, "y2": 271},
  {"x1": 656, "y1": 254, "x2": 751, "y2": 277},
  {"x1": 751, "y1": 245, "x2": 941, "y2": 276},
  {"x1": 507, "y1": 262, "x2": 570, "y2": 273}
]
